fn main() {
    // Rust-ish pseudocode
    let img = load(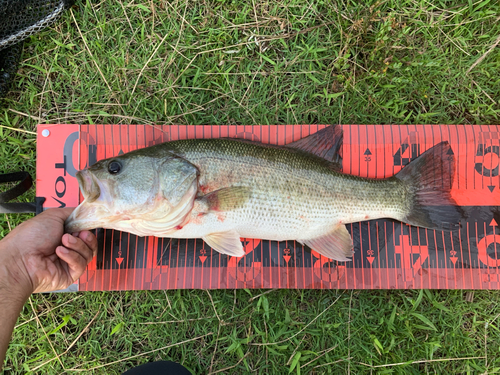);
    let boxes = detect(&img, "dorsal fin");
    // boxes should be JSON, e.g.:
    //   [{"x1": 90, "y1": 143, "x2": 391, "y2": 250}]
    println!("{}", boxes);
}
[
  {"x1": 225, "y1": 125, "x2": 343, "y2": 171},
  {"x1": 286, "y1": 125, "x2": 343, "y2": 165}
]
